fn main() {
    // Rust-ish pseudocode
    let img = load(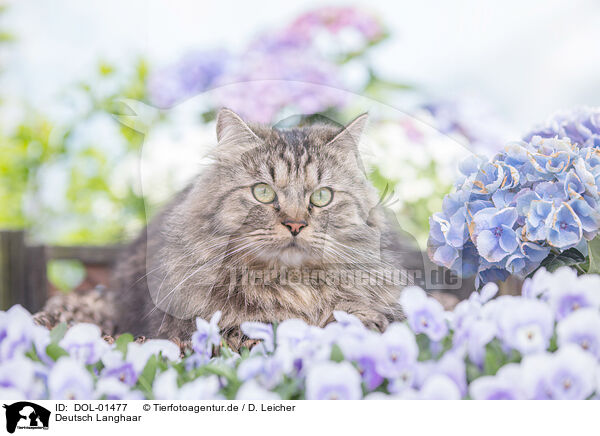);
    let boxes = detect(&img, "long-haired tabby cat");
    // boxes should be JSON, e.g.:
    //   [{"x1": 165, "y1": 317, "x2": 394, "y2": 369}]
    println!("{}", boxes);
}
[{"x1": 112, "y1": 108, "x2": 423, "y2": 348}]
